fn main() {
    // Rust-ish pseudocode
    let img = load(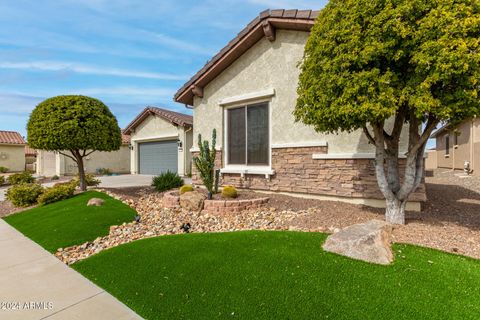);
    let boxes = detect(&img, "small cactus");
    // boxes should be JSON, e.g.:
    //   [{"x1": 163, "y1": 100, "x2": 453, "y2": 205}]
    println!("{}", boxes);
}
[
  {"x1": 221, "y1": 185, "x2": 238, "y2": 199},
  {"x1": 180, "y1": 184, "x2": 194, "y2": 194},
  {"x1": 193, "y1": 129, "x2": 218, "y2": 199}
]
